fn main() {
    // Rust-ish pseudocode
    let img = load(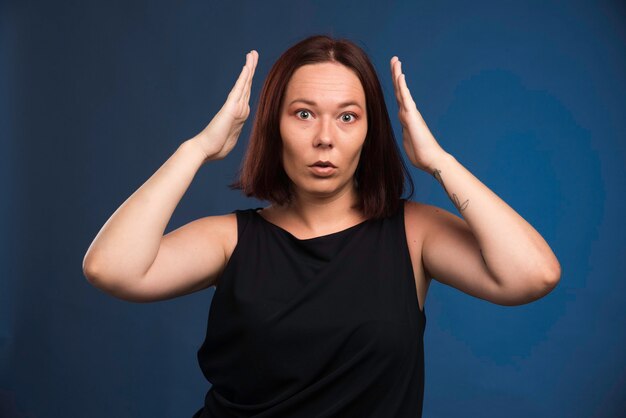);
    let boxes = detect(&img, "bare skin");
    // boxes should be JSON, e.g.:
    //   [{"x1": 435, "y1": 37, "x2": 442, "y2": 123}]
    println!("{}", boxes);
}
[
  {"x1": 82, "y1": 51, "x2": 260, "y2": 302},
  {"x1": 84, "y1": 49, "x2": 559, "y2": 309},
  {"x1": 257, "y1": 62, "x2": 369, "y2": 238}
]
